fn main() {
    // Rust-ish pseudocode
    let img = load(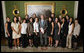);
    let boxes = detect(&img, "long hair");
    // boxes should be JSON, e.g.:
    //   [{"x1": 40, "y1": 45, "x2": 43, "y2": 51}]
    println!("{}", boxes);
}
[
  {"x1": 69, "y1": 17, "x2": 74, "y2": 25},
  {"x1": 13, "y1": 16, "x2": 18, "y2": 23}
]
